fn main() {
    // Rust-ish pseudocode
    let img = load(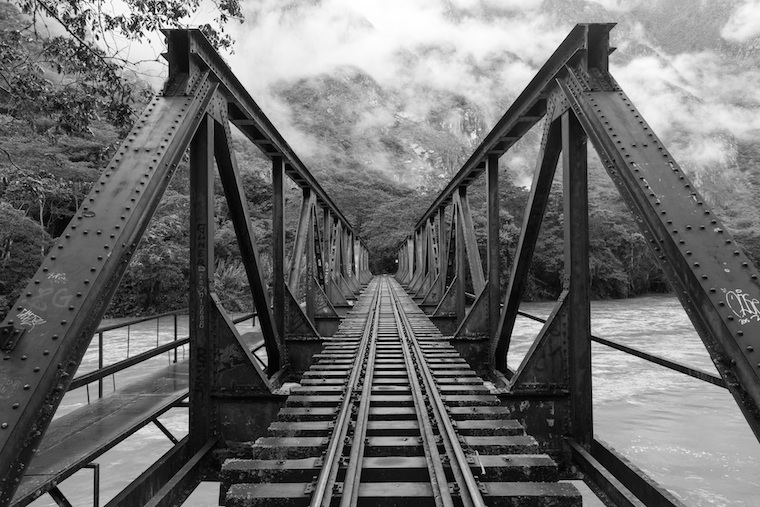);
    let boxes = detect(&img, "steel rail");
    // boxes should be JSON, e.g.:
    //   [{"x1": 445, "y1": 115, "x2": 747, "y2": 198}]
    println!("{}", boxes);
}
[
  {"x1": 516, "y1": 310, "x2": 726, "y2": 388},
  {"x1": 385, "y1": 277, "x2": 453, "y2": 507},
  {"x1": 339, "y1": 282, "x2": 382, "y2": 507},
  {"x1": 387, "y1": 278, "x2": 486, "y2": 507},
  {"x1": 309, "y1": 280, "x2": 382, "y2": 507}
]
